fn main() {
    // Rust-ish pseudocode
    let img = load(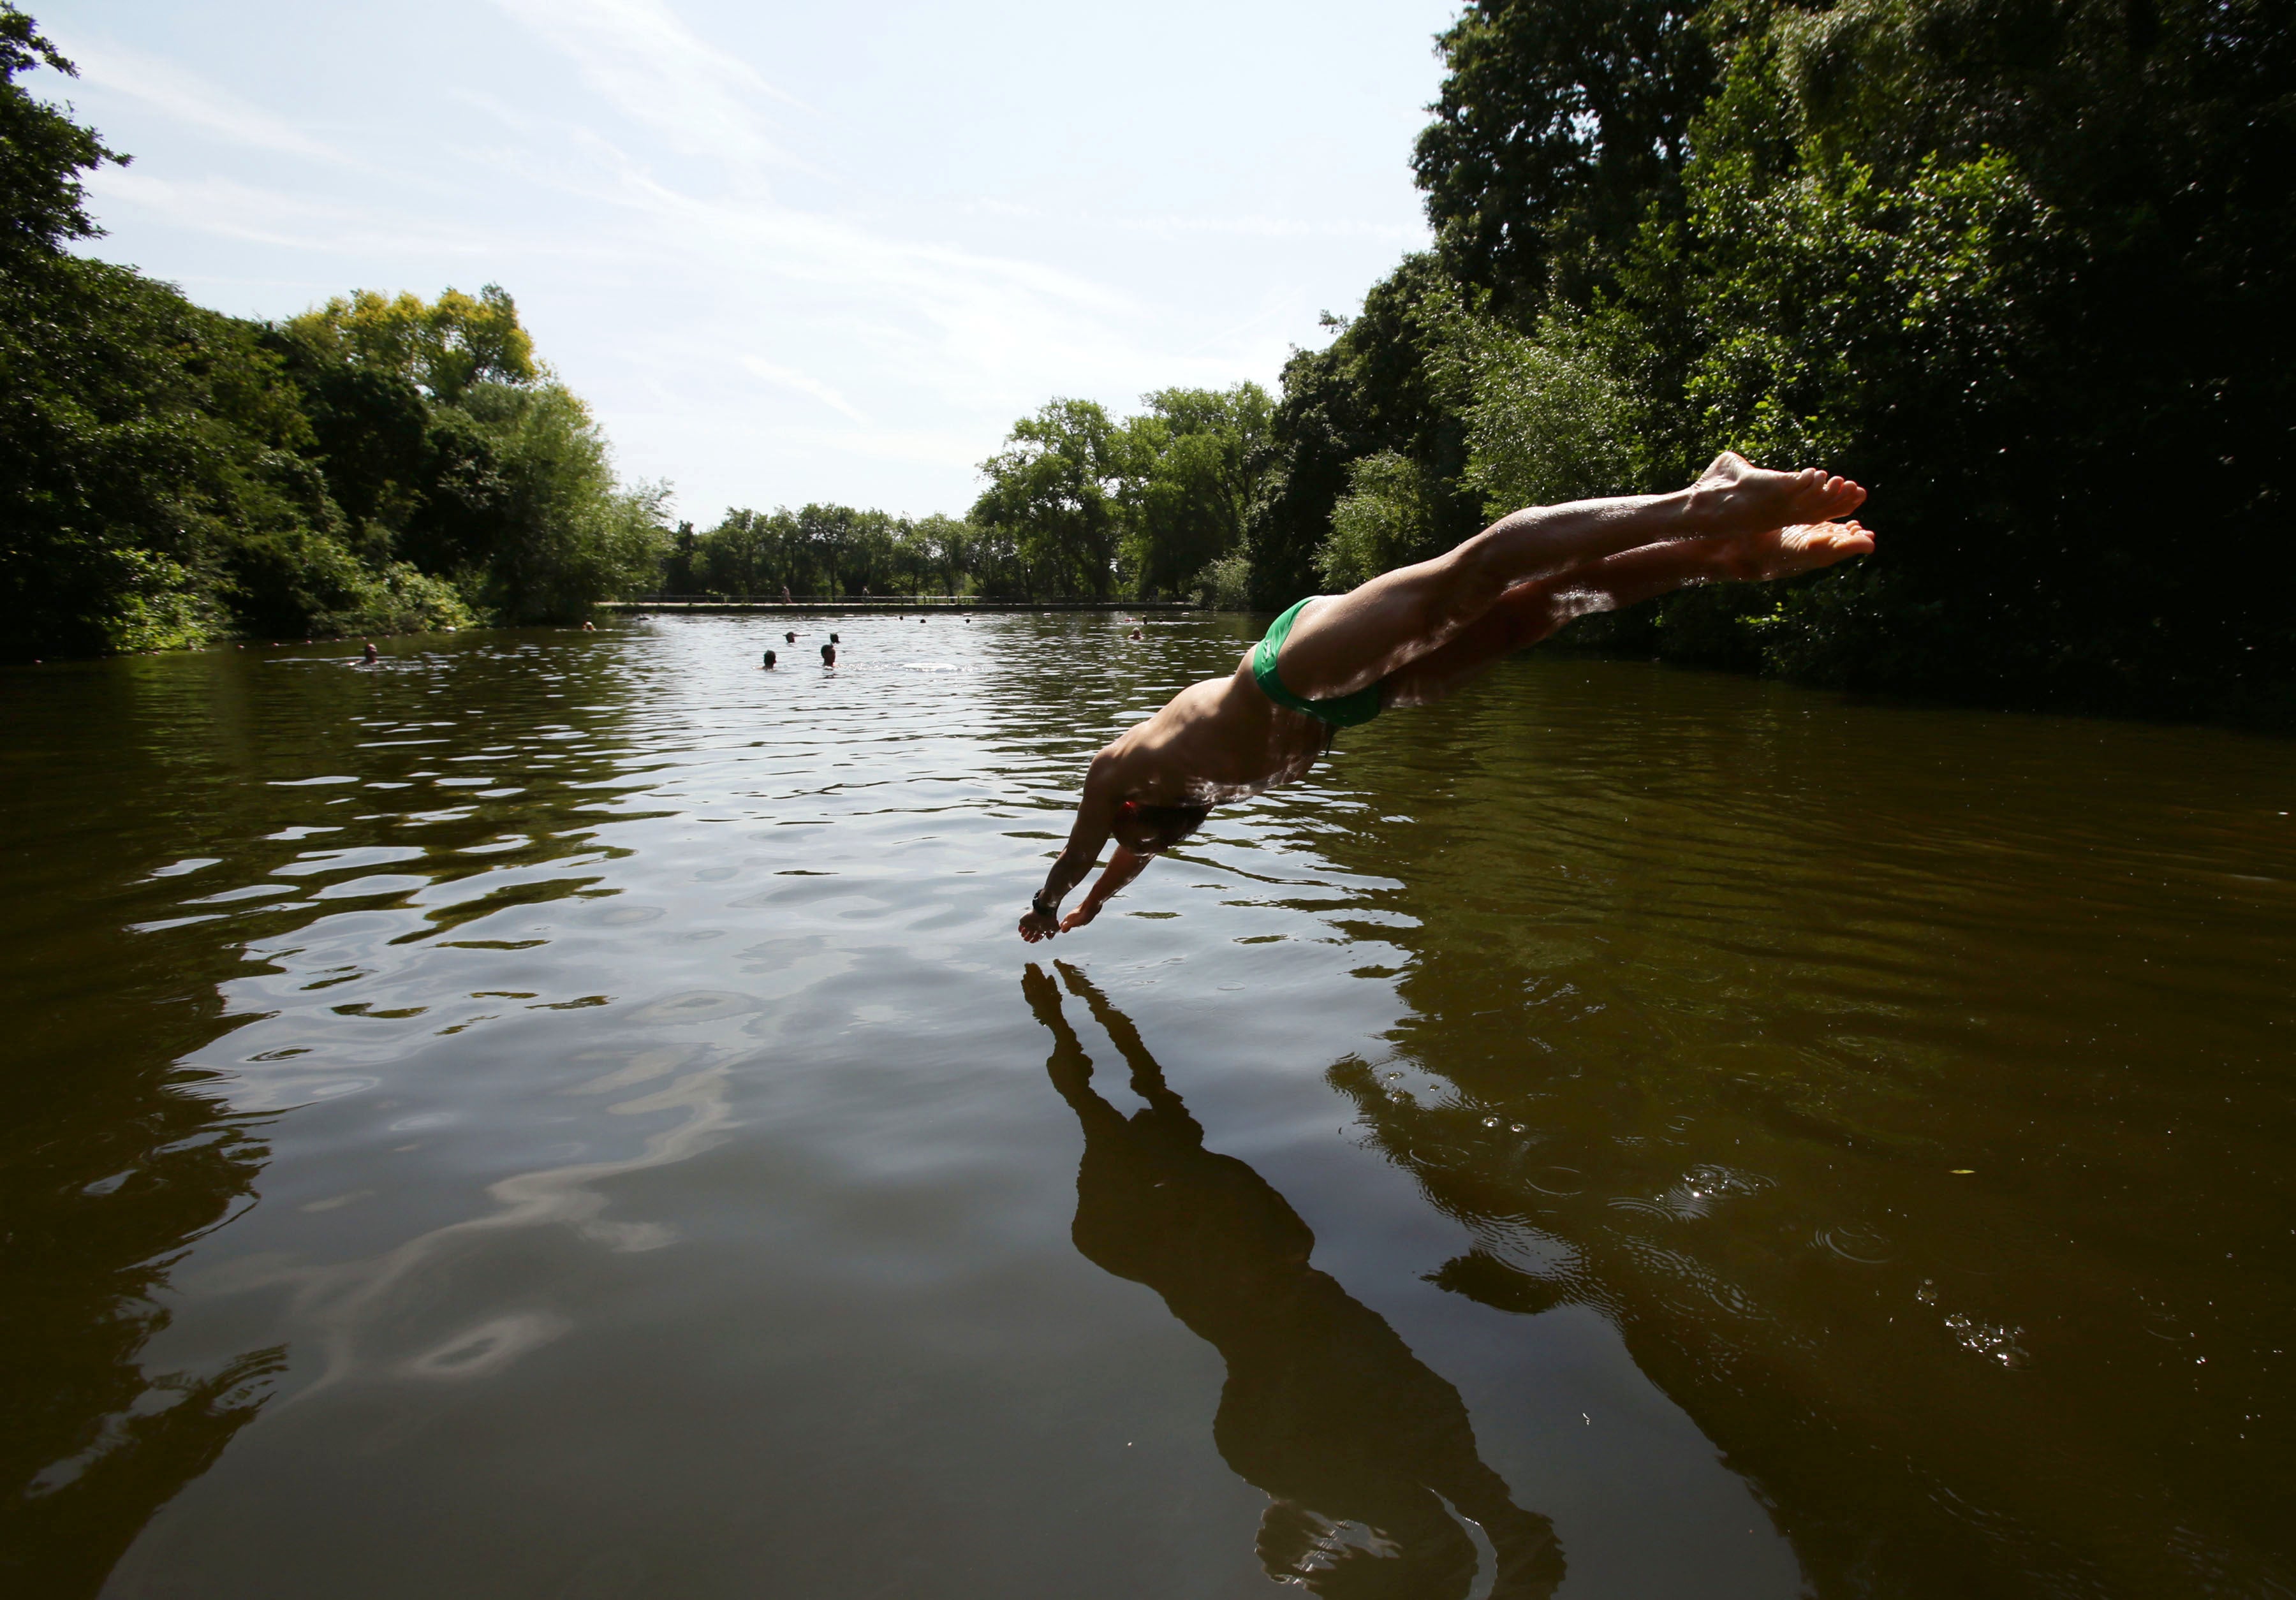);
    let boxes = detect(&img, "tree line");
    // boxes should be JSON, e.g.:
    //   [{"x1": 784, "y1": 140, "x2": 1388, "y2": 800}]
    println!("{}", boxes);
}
[
  {"x1": 671, "y1": 383, "x2": 1270, "y2": 605},
  {"x1": 1, "y1": 6, "x2": 666, "y2": 661}
]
